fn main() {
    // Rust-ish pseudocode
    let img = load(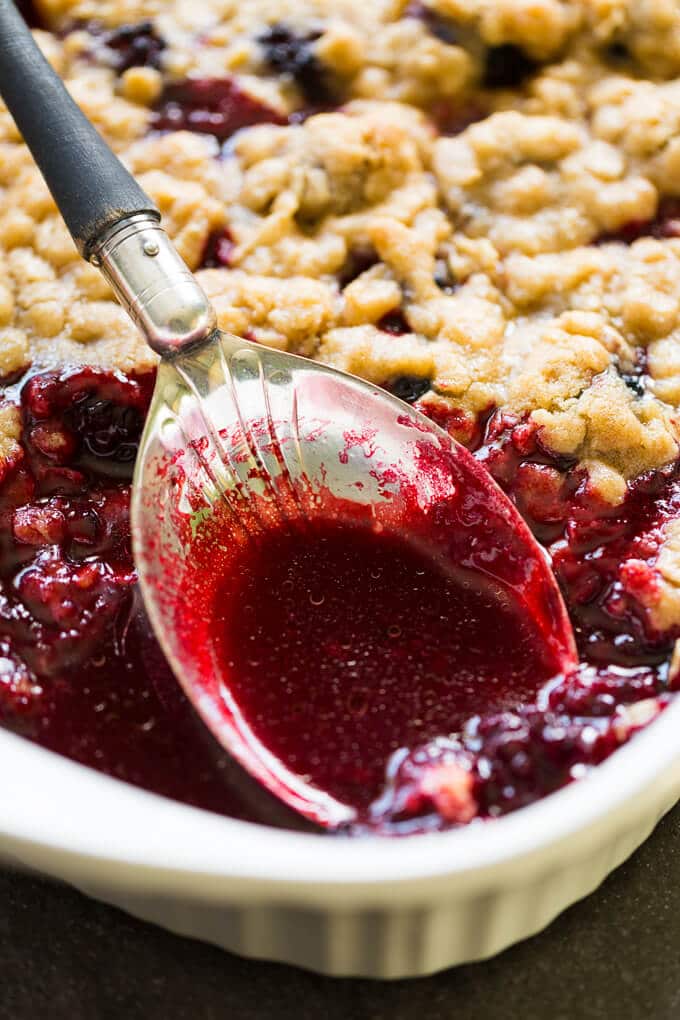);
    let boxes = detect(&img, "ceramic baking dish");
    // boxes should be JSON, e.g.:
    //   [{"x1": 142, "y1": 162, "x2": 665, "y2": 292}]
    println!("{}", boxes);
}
[{"x1": 1, "y1": 694, "x2": 679, "y2": 979}]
